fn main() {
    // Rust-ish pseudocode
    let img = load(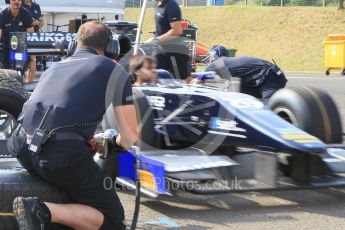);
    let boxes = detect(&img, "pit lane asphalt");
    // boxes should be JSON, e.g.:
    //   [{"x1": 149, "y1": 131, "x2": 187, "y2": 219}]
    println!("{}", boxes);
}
[{"x1": 119, "y1": 73, "x2": 345, "y2": 230}]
